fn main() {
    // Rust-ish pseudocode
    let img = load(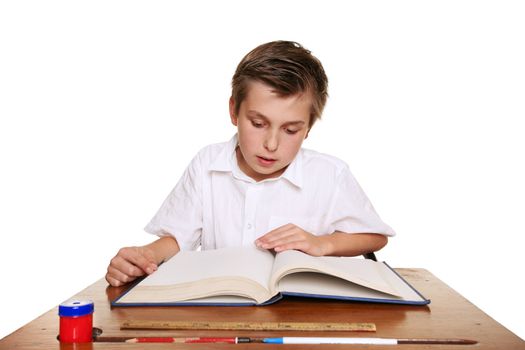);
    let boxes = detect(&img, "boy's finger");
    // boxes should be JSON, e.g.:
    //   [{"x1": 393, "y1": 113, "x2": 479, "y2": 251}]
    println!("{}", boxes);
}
[
  {"x1": 264, "y1": 233, "x2": 303, "y2": 248},
  {"x1": 105, "y1": 274, "x2": 124, "y2": 287},
  {"x1": 110, "y1": 255, "x2": 146, "y2": 278},
  {"x1": 267, "y1": 225, "x2": 308, "y2": 244},
  {"x1": 273, "y1": 239, "x2": 307, "y2": 252},
  {"x1": 257, "y1": 224, "x2": 296, "y2": 244},
  {"x1": 107, "y1": 265, "x2": 137, "y2": 284},
  {"x1": 120, "y1": 247, "x2": 157, "y2": 274}
]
